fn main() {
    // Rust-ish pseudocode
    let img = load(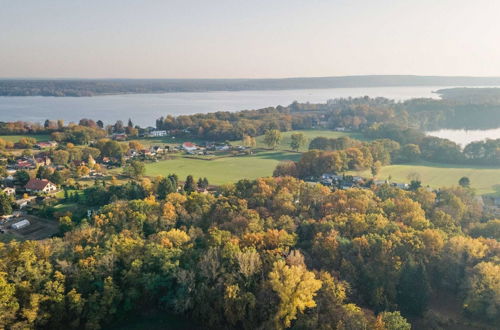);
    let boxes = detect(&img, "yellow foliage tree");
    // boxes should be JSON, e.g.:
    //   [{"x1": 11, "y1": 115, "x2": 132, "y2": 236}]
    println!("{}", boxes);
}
[{"x1": 269, "y1": 259, "x2": 322, "y2": 329}]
